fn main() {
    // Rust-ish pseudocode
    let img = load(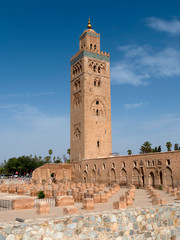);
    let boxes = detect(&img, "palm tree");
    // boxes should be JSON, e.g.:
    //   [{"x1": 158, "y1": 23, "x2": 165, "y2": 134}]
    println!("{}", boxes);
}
[
  {"x1": 45, "y1": 156, "x2": 51, "y2": 163},
  {"x1": 127, "y1": 150, "x2": 132, "y2": 155},
  {"x1": 140, "y1": 141, "x2": 152, "y2": 154},
  {"x1": 67, "y1": 148, "x2": 70, "y2": 157},
  {"x1": 48, "y1": 149, "x2": 53, "y2": 160},
  {"x1": 166, "y1": 142, "x2": 172, "y2": 151}
]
